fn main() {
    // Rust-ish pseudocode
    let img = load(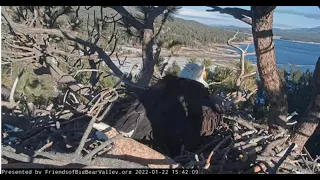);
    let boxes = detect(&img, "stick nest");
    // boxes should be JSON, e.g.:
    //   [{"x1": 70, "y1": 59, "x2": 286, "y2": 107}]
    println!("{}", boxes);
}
[{"x1": 1, "y1": 88, "x2": 319, "y2": 174}]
